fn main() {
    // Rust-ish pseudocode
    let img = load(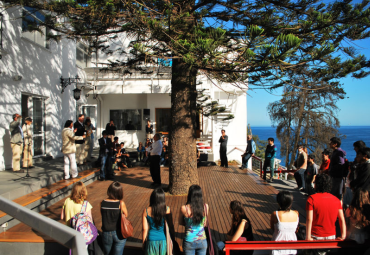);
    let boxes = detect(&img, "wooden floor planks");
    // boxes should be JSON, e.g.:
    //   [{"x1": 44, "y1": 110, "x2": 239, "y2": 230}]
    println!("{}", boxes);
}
[{"x1": 1, "y1": 165, "x2": 304, "y2": 245}]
